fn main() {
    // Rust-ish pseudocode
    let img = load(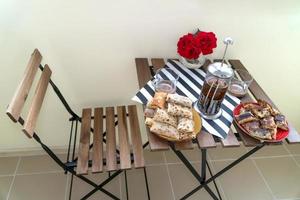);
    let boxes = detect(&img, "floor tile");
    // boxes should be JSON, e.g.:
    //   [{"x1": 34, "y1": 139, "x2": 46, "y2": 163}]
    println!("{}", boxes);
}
[
  {"x1": 0, "y1": 157, "x2": 19, "y2": 175},
  {"x1": 146, "y1": 165, "x2": 174, "y2": 200},
  {"x1": 212, "y1": 159, "x2": 273, "y2": 200},
  {"x1": 294, "y1": 155, "x2": 300, "y2": 166},
  {"x1": 143, "y1": 150, "x2": 165, "y2": 165},
  {"x1": 164, "y1": 149, "x2": 201, "y2": 163},
  {"x1": 284, "y1": 143, "x2": 300, "y2": 155},
  {"x1": 120, "y1": 168, "x2": 148, "y2": 200},
  {"x1": 248, "y1": 144, "x2": 290, "y2": 158},
  {"x1": 168, "y1": 163, "x2": 222, "y2": 200},
  {"x1": 17, "y1": 155, "x2": 65, "y2": 174},
  {"x1": 255, "y1": 157, "x2": 300, "y2": 199},
  {"x1": 208, "y1": 146, "x2": 247, "y2": 161},
  {"x1": 9, "y1": 173, "x2": 67, "y2": 200},
  {"x1": 68, "y1": 172, "x2": 121, "y2": 200},
  {"x1": 0, "y1": 176, "x2": 13, "y2": 200}
]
